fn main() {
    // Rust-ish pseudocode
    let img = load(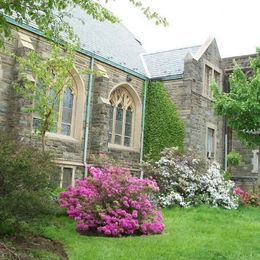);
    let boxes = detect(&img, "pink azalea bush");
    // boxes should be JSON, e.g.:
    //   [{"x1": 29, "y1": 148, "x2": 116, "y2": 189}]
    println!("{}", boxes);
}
[
  {"x1": 59, "y1": 166, "x2": 164, "y2": 237},
  {"x1": 233, "y1": 187, "x2": 260, "y2": 206}
]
